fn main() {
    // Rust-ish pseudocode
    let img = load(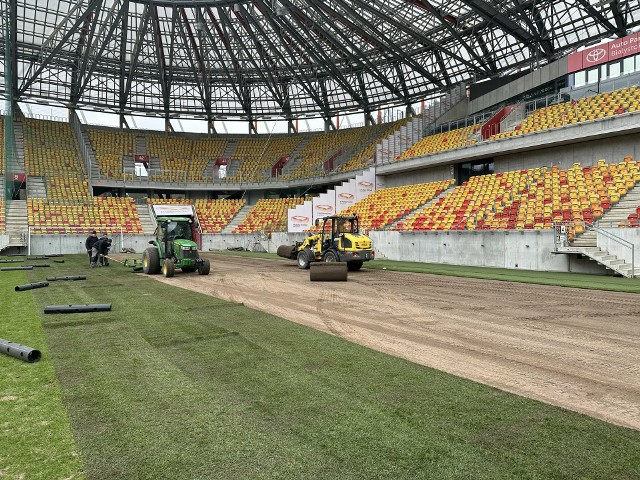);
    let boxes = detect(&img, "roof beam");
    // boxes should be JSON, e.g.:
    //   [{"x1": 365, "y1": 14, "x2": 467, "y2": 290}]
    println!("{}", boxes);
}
[
  {"x1": 150, "y1": 5, "x2": 171, "y2": 122},
  {"x1": 575, "y1": 0, "x2": 624, "y2": 37},
  {"x1": 180, "y1": 8, "x2": 212, "y2": 120},
  {"x1": 118, "y1": 0, "x2": 129, "y2": 114},
  {"x1": 18, "y1": 0, "x2": 102, "y2": 96},
  {"x1": 123, "y1": 5, "x2": 151, "y2": 112},
  {"x1": 462, "y1": 0, "x2": 538, "y2": 47},
  {"x1": 403, "y1": 0, "x2": 493, "y2": 74}
]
